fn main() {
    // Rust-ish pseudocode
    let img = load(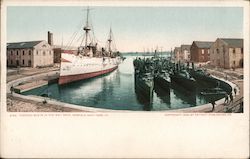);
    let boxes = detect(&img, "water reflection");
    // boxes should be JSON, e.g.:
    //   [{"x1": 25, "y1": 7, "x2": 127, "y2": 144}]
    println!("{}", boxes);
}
[
  {"x1": 154, "y1": 83, "x2": 170, "y2": 106},
  {"x1": 134, "y1": 83, "x2": 153, "y2": 111},
  {"x1": 22, "y1": 56, "x2": 226, "y2": 111},
  {"x1": 171, "y1": 81, "x2": 196, "y2": 106}
]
